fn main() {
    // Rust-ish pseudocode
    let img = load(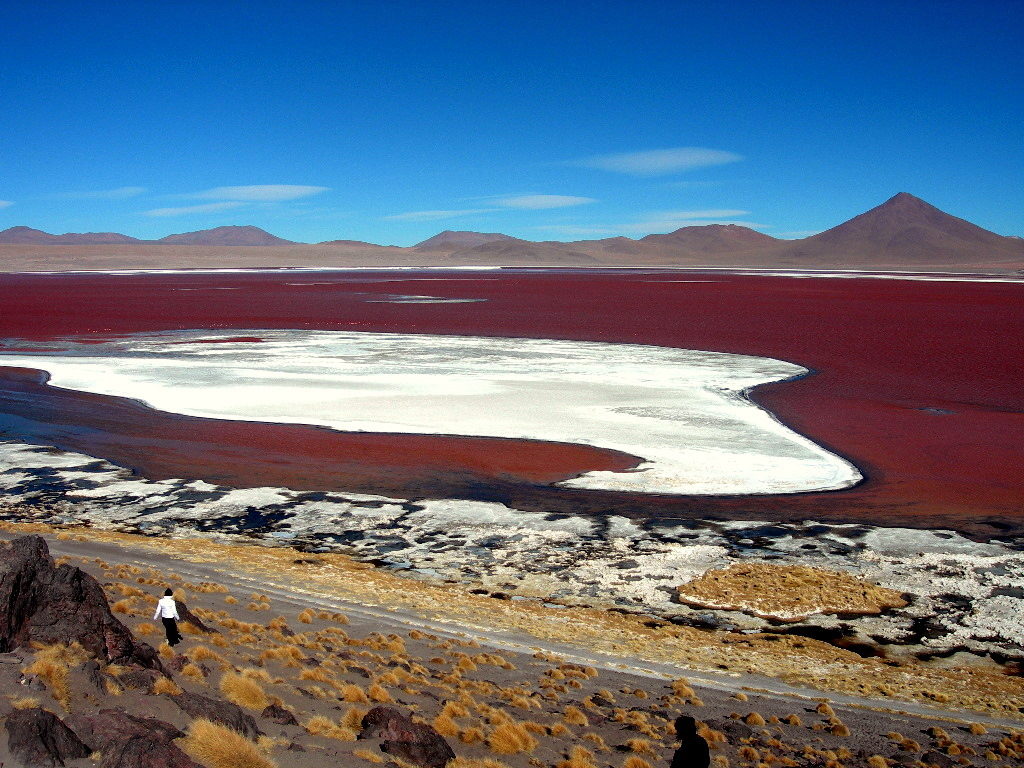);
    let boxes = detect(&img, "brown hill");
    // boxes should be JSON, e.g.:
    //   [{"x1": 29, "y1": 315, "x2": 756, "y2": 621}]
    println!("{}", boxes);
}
[
  {"x1": 156, "y1": 225, "x2": 296, "y2": 246},
  {"x1": 771, "y1": 192, "x2": 1024, "y2": 267},
  {"x1": 415, "y1": 230, "x2": 518, "y2": 250},
  {"x1": 0, "y1": 226, "x2": 141, "y2": 245},
  {"x1": 639, "y1": 223, "x2": 779, "y2": 254}
]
